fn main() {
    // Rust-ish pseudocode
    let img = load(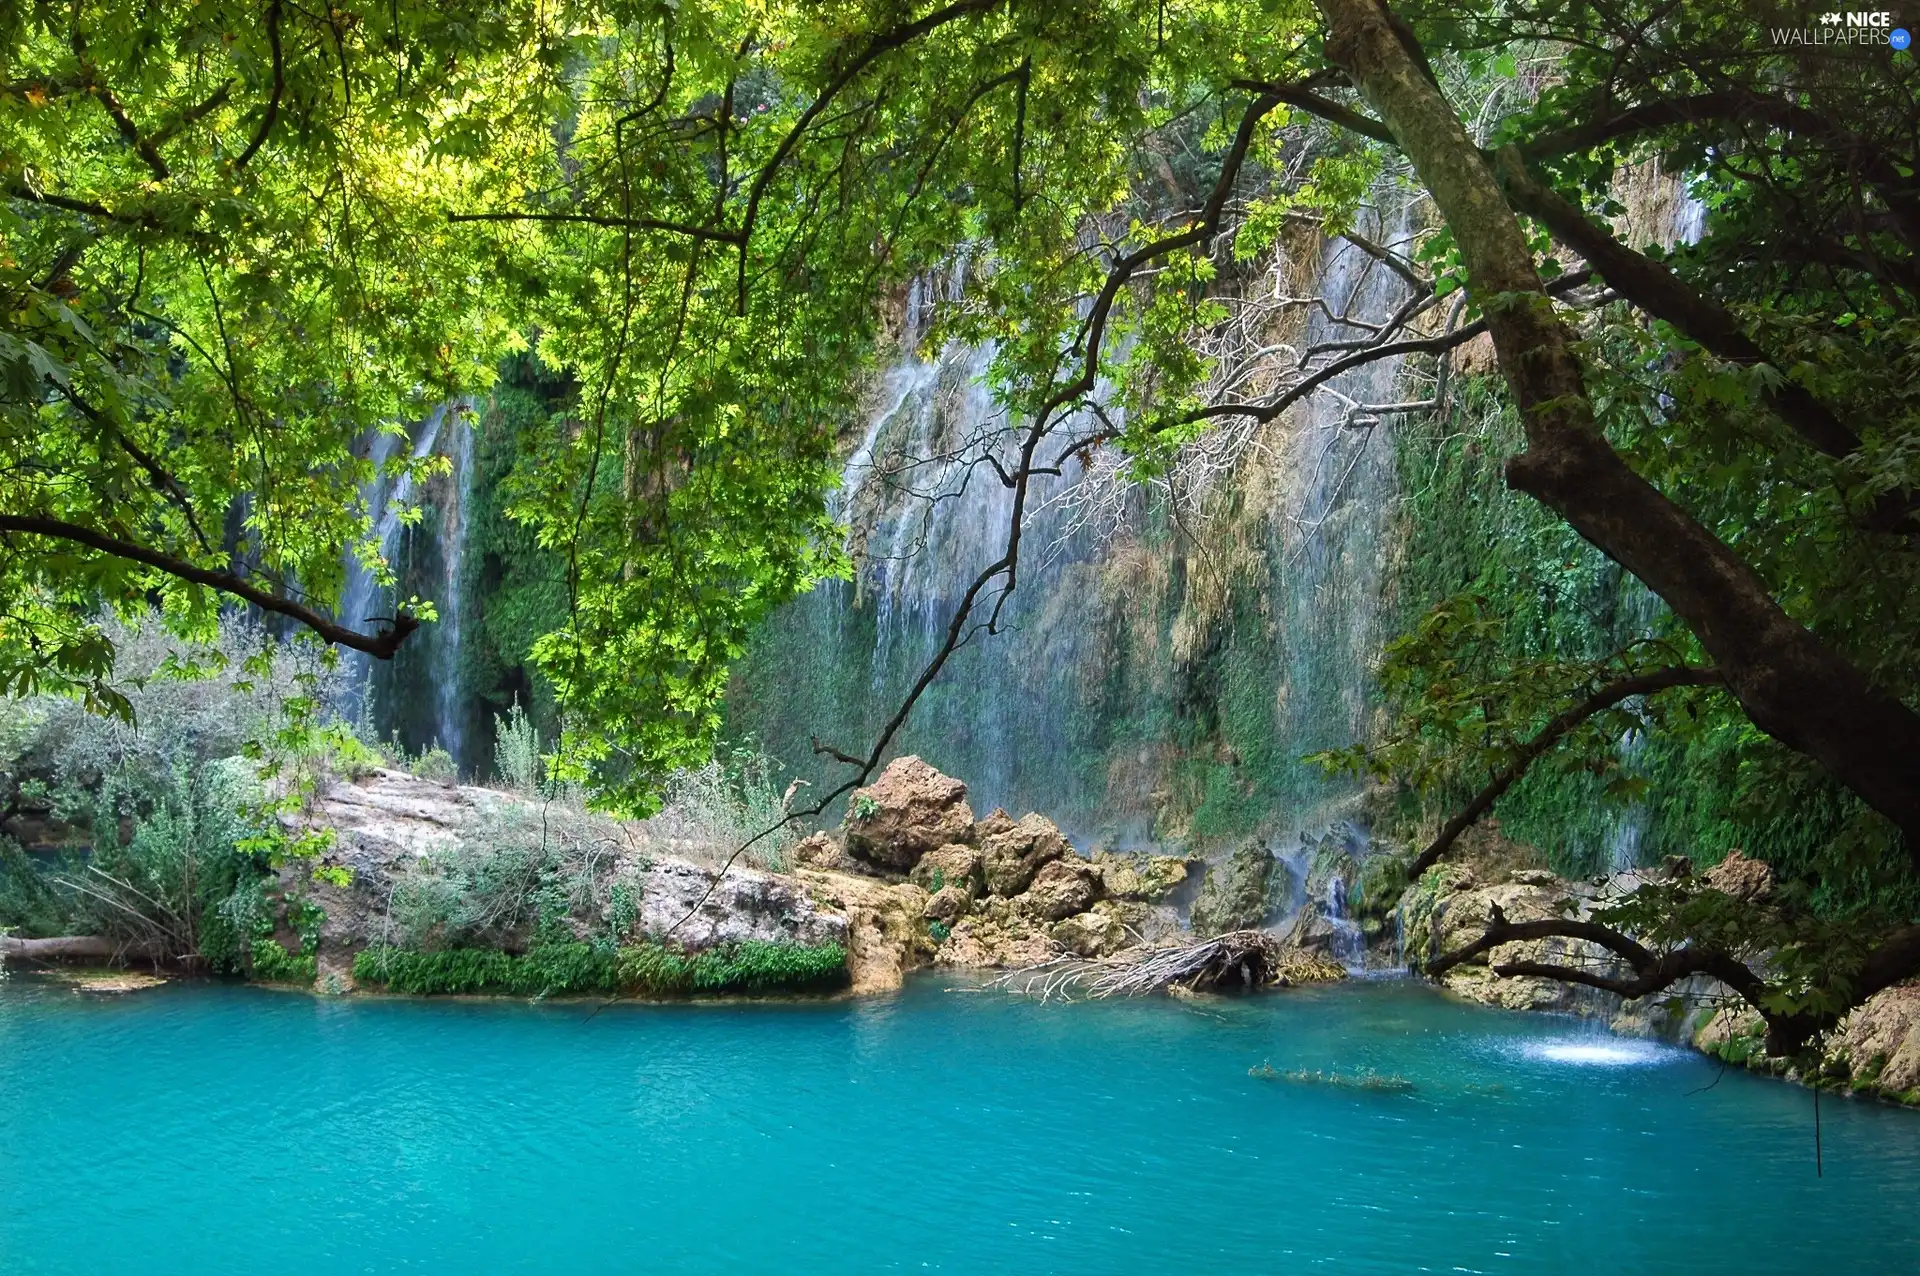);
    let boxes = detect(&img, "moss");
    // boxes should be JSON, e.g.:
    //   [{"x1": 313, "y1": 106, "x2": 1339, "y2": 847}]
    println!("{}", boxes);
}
[{"x1": 351, "y1": 938, "x2": 849, "y2": 998}]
